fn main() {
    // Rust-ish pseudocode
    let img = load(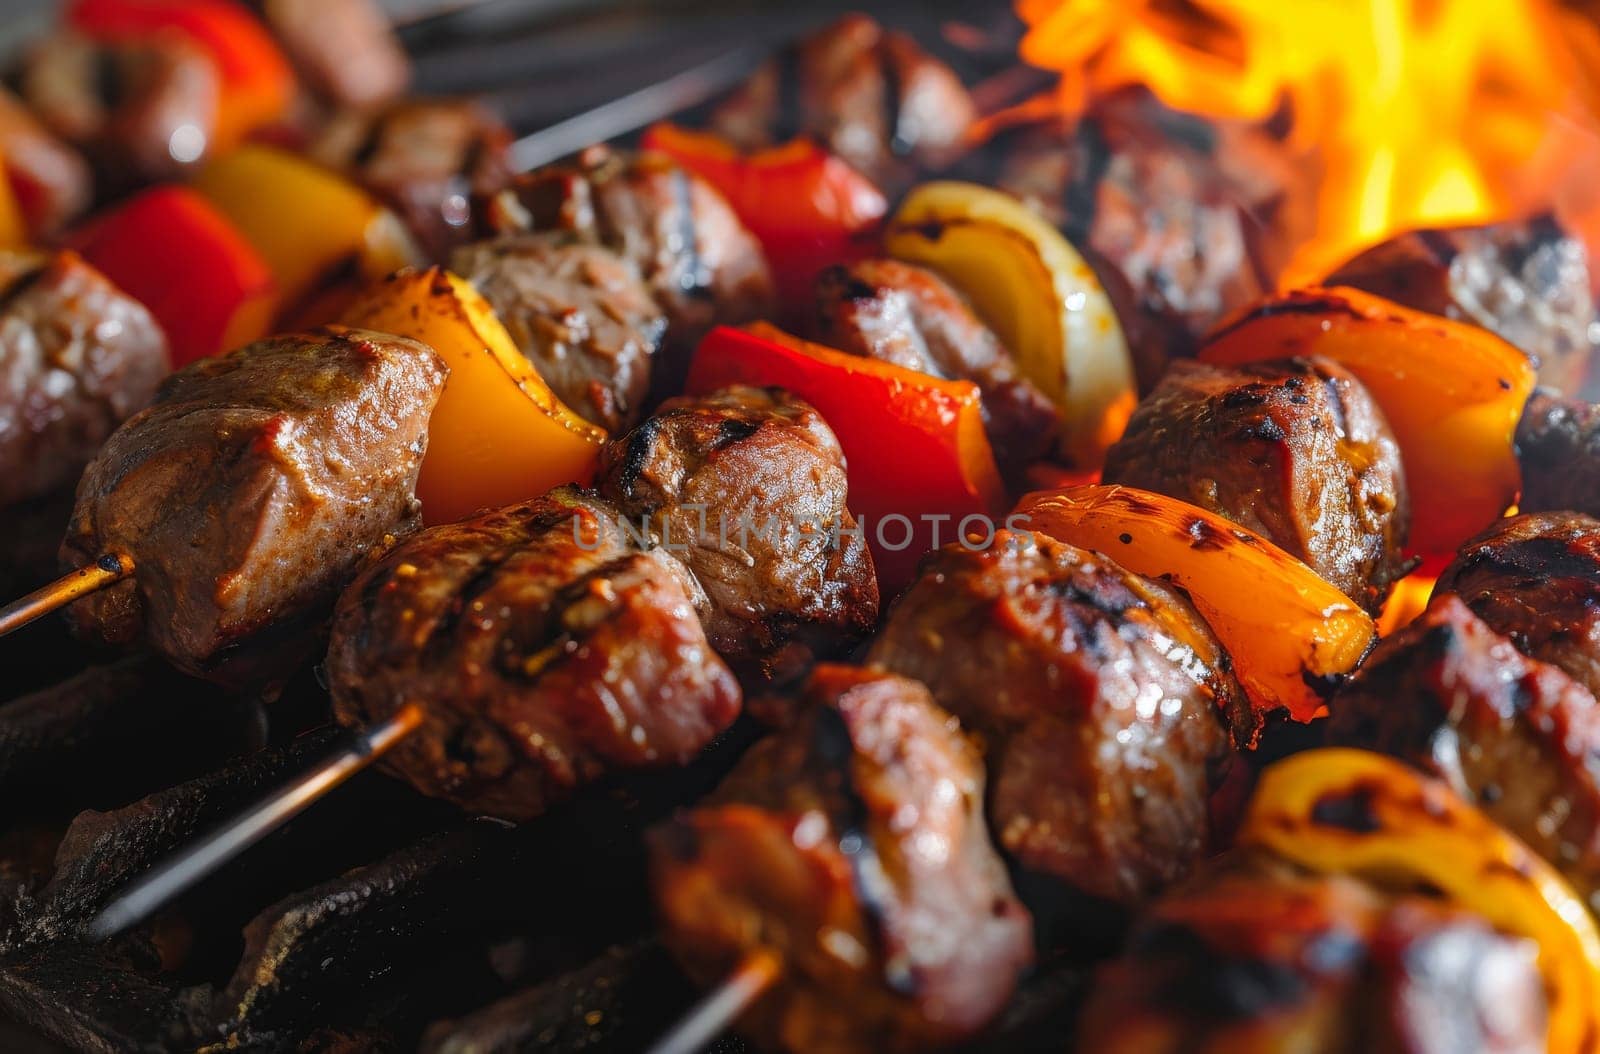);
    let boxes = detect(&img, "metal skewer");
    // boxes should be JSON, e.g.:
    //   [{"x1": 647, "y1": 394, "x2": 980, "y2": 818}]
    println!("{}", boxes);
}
[
  {"x1": 0, "y1": 553, "x2": 132, "y2": 637},
  {"x1": 86, "y1": 703, "x2": 425, "y2": 941},
  {"x1": 646, "y1": 949, "x2": 782, "y2": 1054}
]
